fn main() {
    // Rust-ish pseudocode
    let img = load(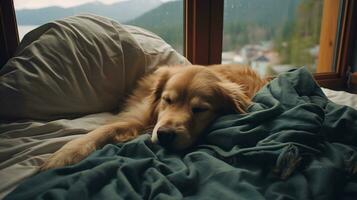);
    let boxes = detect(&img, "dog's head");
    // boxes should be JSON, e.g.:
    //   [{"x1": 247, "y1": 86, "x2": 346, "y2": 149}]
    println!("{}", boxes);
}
[{"x1": 150, "y1": 65, "x2": 251, "y2": 150}]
